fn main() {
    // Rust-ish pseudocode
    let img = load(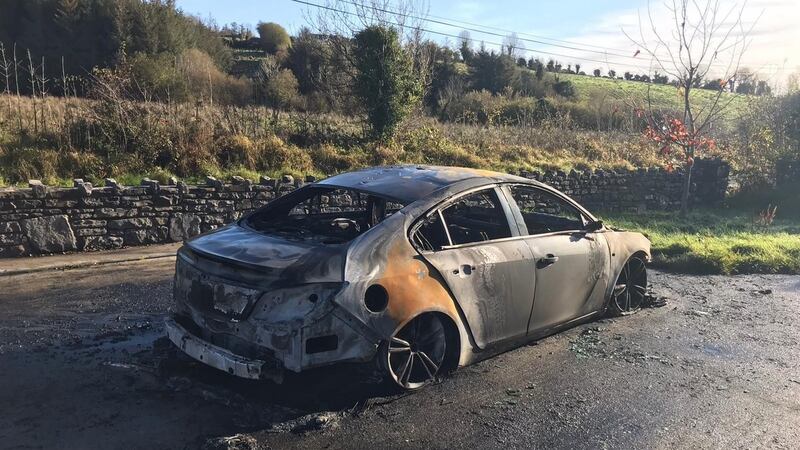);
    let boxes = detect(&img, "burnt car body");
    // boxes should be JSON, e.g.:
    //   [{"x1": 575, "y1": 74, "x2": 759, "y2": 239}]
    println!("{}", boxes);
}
[{"x1": 166, "y1": 165, "x2": 651, "y2": 389}]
